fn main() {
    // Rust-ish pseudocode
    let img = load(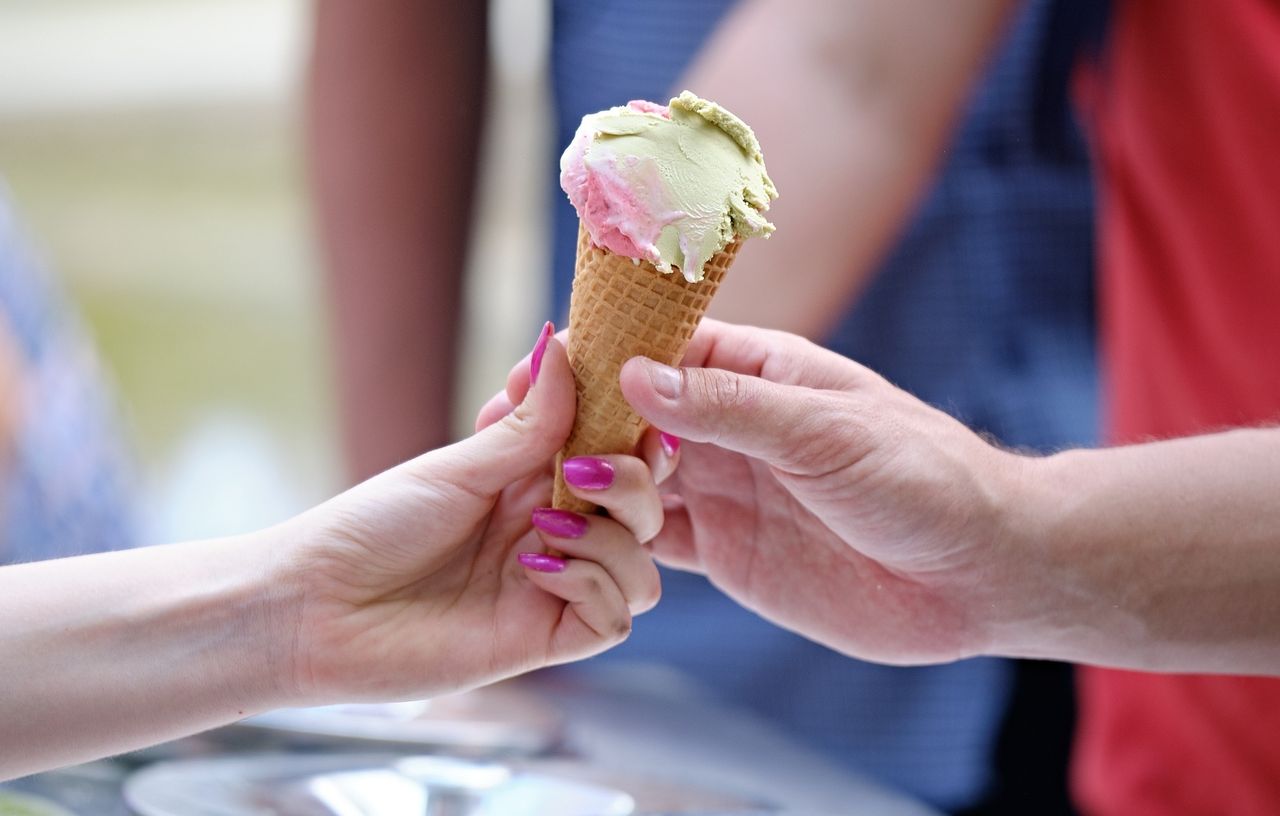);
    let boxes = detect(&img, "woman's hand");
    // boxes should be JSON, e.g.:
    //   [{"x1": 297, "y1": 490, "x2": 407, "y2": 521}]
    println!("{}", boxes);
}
[
  {"x1": 615, "y1": 320, "x2": 1020, "y2": 664},
  {"x1": 280, "y1": 326, "x2": 662, "y2": 704},
  {"x1": 0, "y1": 327, "x2": 663, "y2": 781}
]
